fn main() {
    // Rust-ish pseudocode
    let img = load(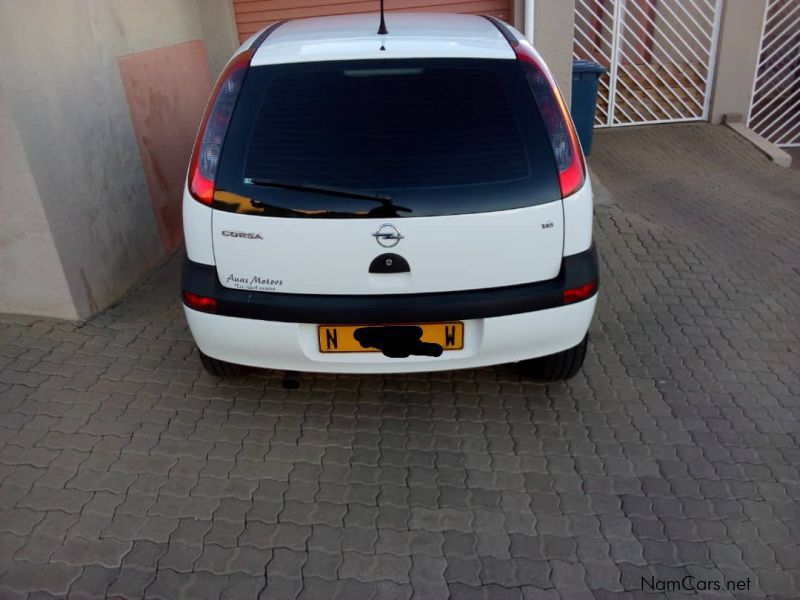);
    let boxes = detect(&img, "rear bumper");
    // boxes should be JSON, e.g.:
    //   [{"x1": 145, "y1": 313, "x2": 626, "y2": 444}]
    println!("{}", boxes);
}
[
  {"x1": 181, "y1": 245, "x2": 598, "y2": 324},
  {"x1": 184, "y1": 297, "x2": 596, "y2": 373},
  {"x1": 182, "y1": 246, "x2": 598, "y2": 373}
]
